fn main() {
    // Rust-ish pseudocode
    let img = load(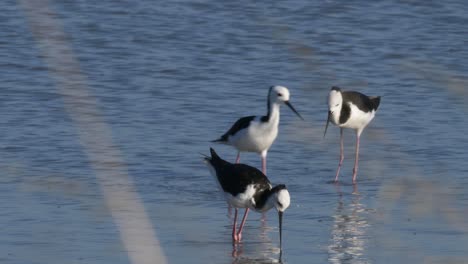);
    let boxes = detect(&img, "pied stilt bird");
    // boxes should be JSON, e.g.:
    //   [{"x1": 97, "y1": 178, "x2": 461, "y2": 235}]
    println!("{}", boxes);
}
[
  {"x1": 204, "y1": 148, "x2": 290, "y2": 247},
  {"x1": 324, "y1": 86, "x2": 381, "y2": 183},
  {"x1": 212, "y1": 85, "x2": 303, "y2": 175}
]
